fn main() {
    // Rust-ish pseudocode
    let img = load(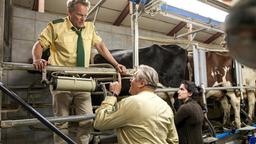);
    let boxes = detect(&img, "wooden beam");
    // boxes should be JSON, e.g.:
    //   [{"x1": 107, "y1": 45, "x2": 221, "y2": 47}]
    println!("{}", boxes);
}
[
  {"x1": 32, "y1": 0, "x2": 44, "y2": 13},
  {"x1": 167, "y1": 22, "x2": 186, "y2": 36},
  {"x1": 38, "y1": 0, "x2": 45, "y2": 13},
  {"x1": 113, "y1": 2, "x2": 129, "y2": 26},
  {"x1": 204, "y1": 32, "x2": 223, "y2": 44}
]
